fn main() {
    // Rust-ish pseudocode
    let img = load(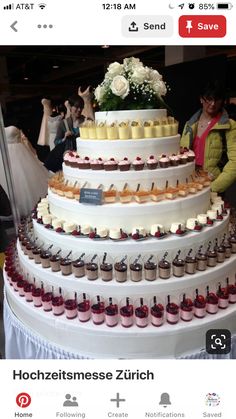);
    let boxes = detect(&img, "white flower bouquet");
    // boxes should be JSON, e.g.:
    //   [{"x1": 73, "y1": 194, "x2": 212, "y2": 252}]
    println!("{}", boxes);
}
[{"x1": 95, "y1": 57, "x2": 168, "y2": 111}]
